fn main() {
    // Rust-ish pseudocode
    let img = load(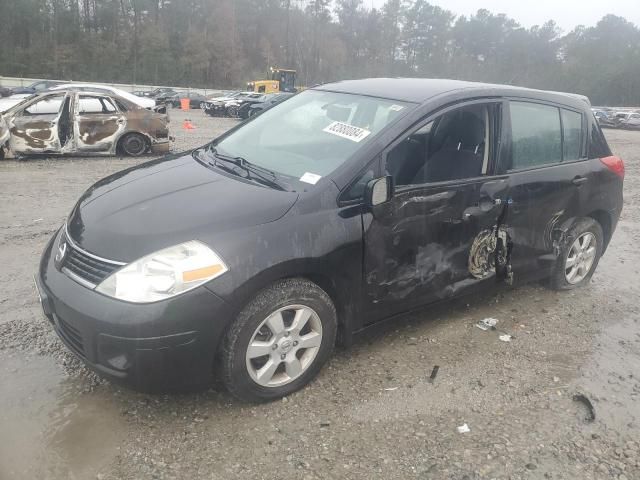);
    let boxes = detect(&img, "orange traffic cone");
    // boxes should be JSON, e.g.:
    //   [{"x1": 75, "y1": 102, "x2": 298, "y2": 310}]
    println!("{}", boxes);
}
[{"x1": 182, "y1": 119, "x2": 195, "y2": 130}]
